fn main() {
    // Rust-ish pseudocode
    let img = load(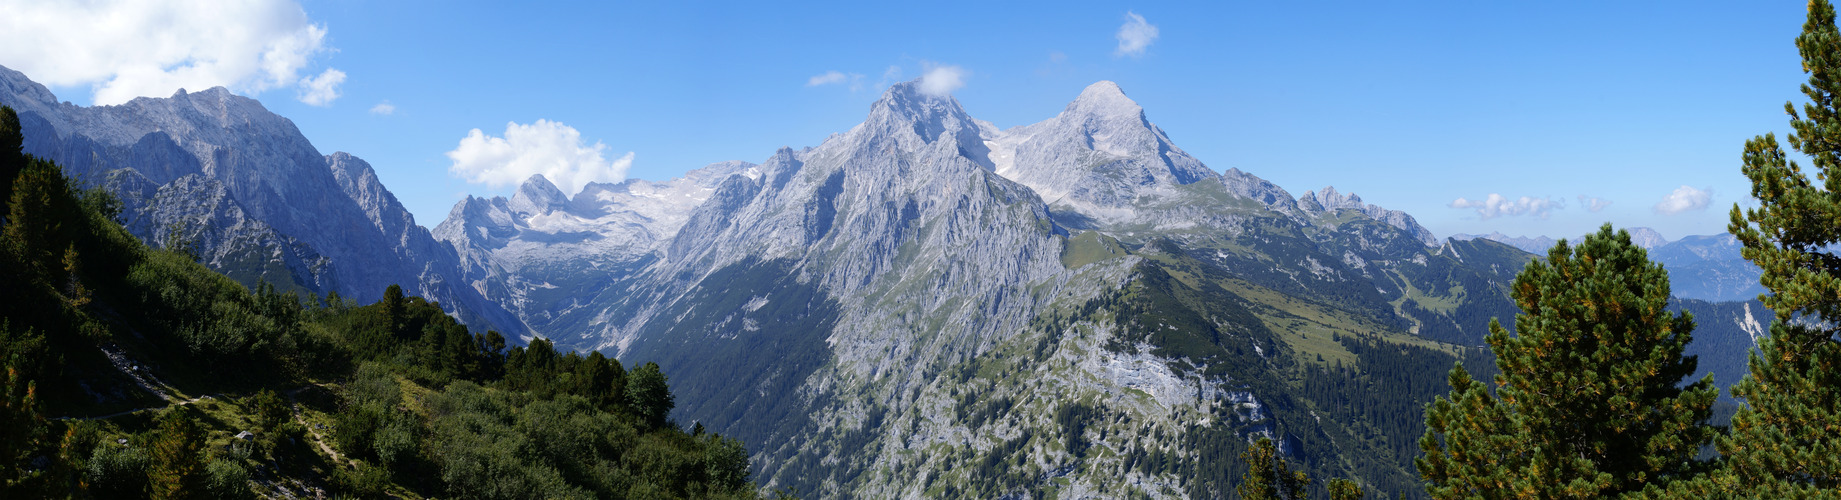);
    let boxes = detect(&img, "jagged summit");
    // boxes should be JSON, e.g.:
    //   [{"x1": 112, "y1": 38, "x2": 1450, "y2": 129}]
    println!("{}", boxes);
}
[
  {"x1": 1300, "y1": 186, "x2": 1438, "y2": 247},
  {"x1": 1301, "y1": 186, "x2": 1364, "y2": 211},
  {"x1": 861, "y1": 79, "x2": 980, "y2": 145},
  {"x1": 508, "y1": 174, "x2": 570, "y2": 217}
]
